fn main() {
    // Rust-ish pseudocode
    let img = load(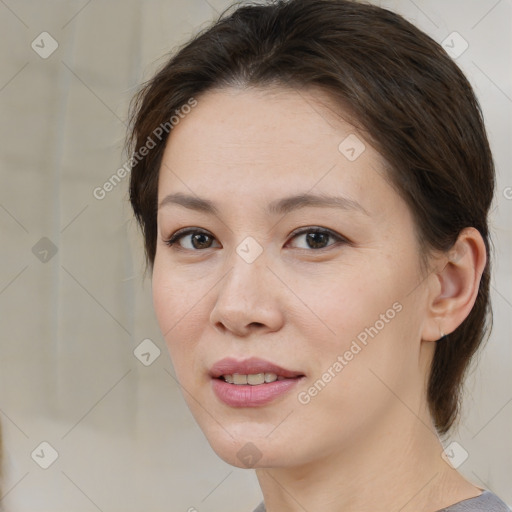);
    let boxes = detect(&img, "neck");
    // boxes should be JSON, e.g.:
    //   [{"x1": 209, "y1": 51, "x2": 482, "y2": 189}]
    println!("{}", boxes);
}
[{"x1": 255, "y1": 400, "x2": 480, "y2": 512}]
